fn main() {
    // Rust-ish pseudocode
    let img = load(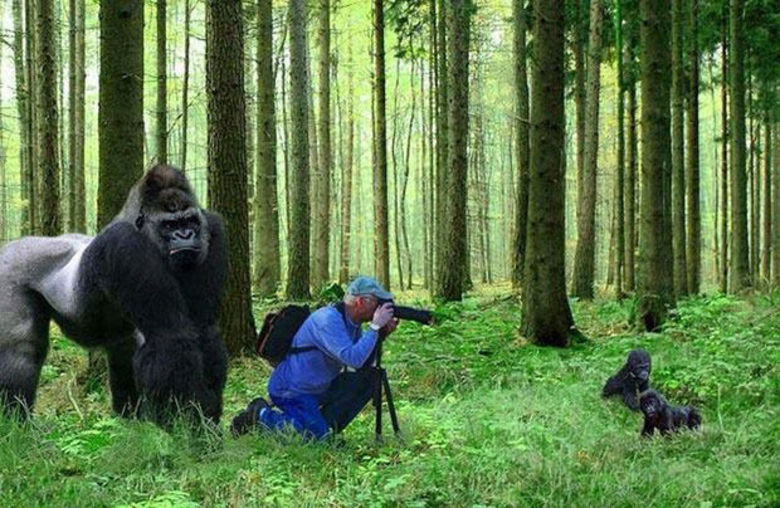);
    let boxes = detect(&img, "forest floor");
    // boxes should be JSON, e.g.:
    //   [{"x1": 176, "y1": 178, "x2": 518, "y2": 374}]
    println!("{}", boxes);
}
[{"x1": 1, "y1": 285, "x2": 778, "y2": 507}]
